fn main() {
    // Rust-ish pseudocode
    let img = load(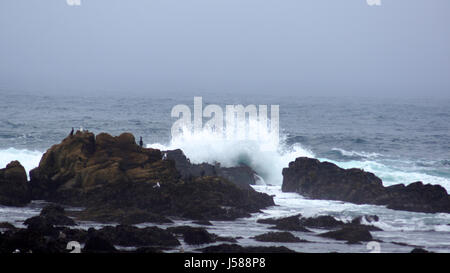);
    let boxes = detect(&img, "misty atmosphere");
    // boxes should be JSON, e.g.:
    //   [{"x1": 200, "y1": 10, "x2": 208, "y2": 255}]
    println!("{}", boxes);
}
[
  {"x1": 1, "y1": 0, "x2": 449, "y2": 97},
  {"x1": 0, "y1": 0, "x2": 449, "y2": 257}
]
